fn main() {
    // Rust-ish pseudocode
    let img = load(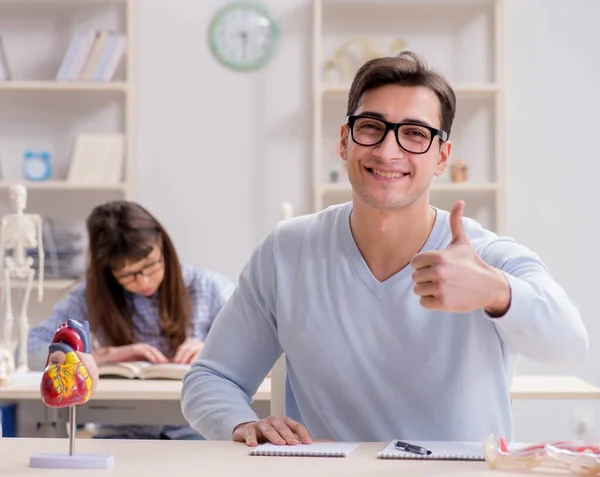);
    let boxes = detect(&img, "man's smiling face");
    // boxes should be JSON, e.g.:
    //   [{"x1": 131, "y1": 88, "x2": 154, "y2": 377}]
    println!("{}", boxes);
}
[{"x1": 339, "y1": 84, "x2": 451, "y2": 211}]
